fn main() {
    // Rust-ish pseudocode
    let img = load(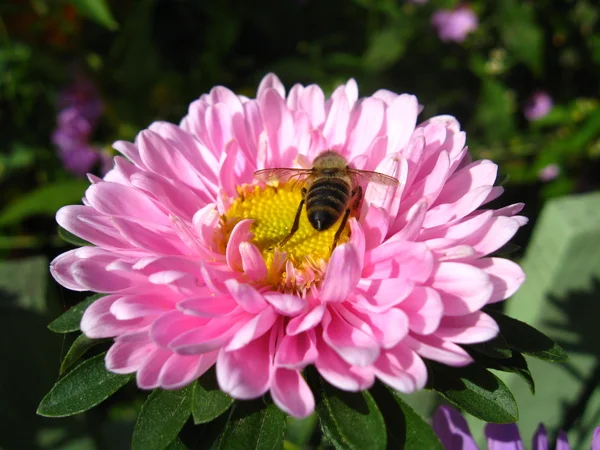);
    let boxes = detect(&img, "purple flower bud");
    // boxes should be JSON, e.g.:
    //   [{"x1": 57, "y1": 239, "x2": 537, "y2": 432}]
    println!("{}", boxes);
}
[
  {"x1": 432, "y1": 6, "x2": 478, "y2": 43},
  {"x1": 538, "y1": 164, "x2": 560, "y2": 182},
  {"x1": 524, "y1": 91, "x2": 553, "y2": 121}
]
